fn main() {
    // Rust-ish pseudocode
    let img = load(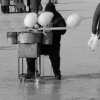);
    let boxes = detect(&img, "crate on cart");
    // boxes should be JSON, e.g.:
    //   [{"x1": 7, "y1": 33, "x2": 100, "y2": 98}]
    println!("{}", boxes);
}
[
  {"x1": 18, "y1": 43, "x2": 41, "y2": 81},
  {"x1": 18, "y1": 43, "x2": 41, "y2": 58}
]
